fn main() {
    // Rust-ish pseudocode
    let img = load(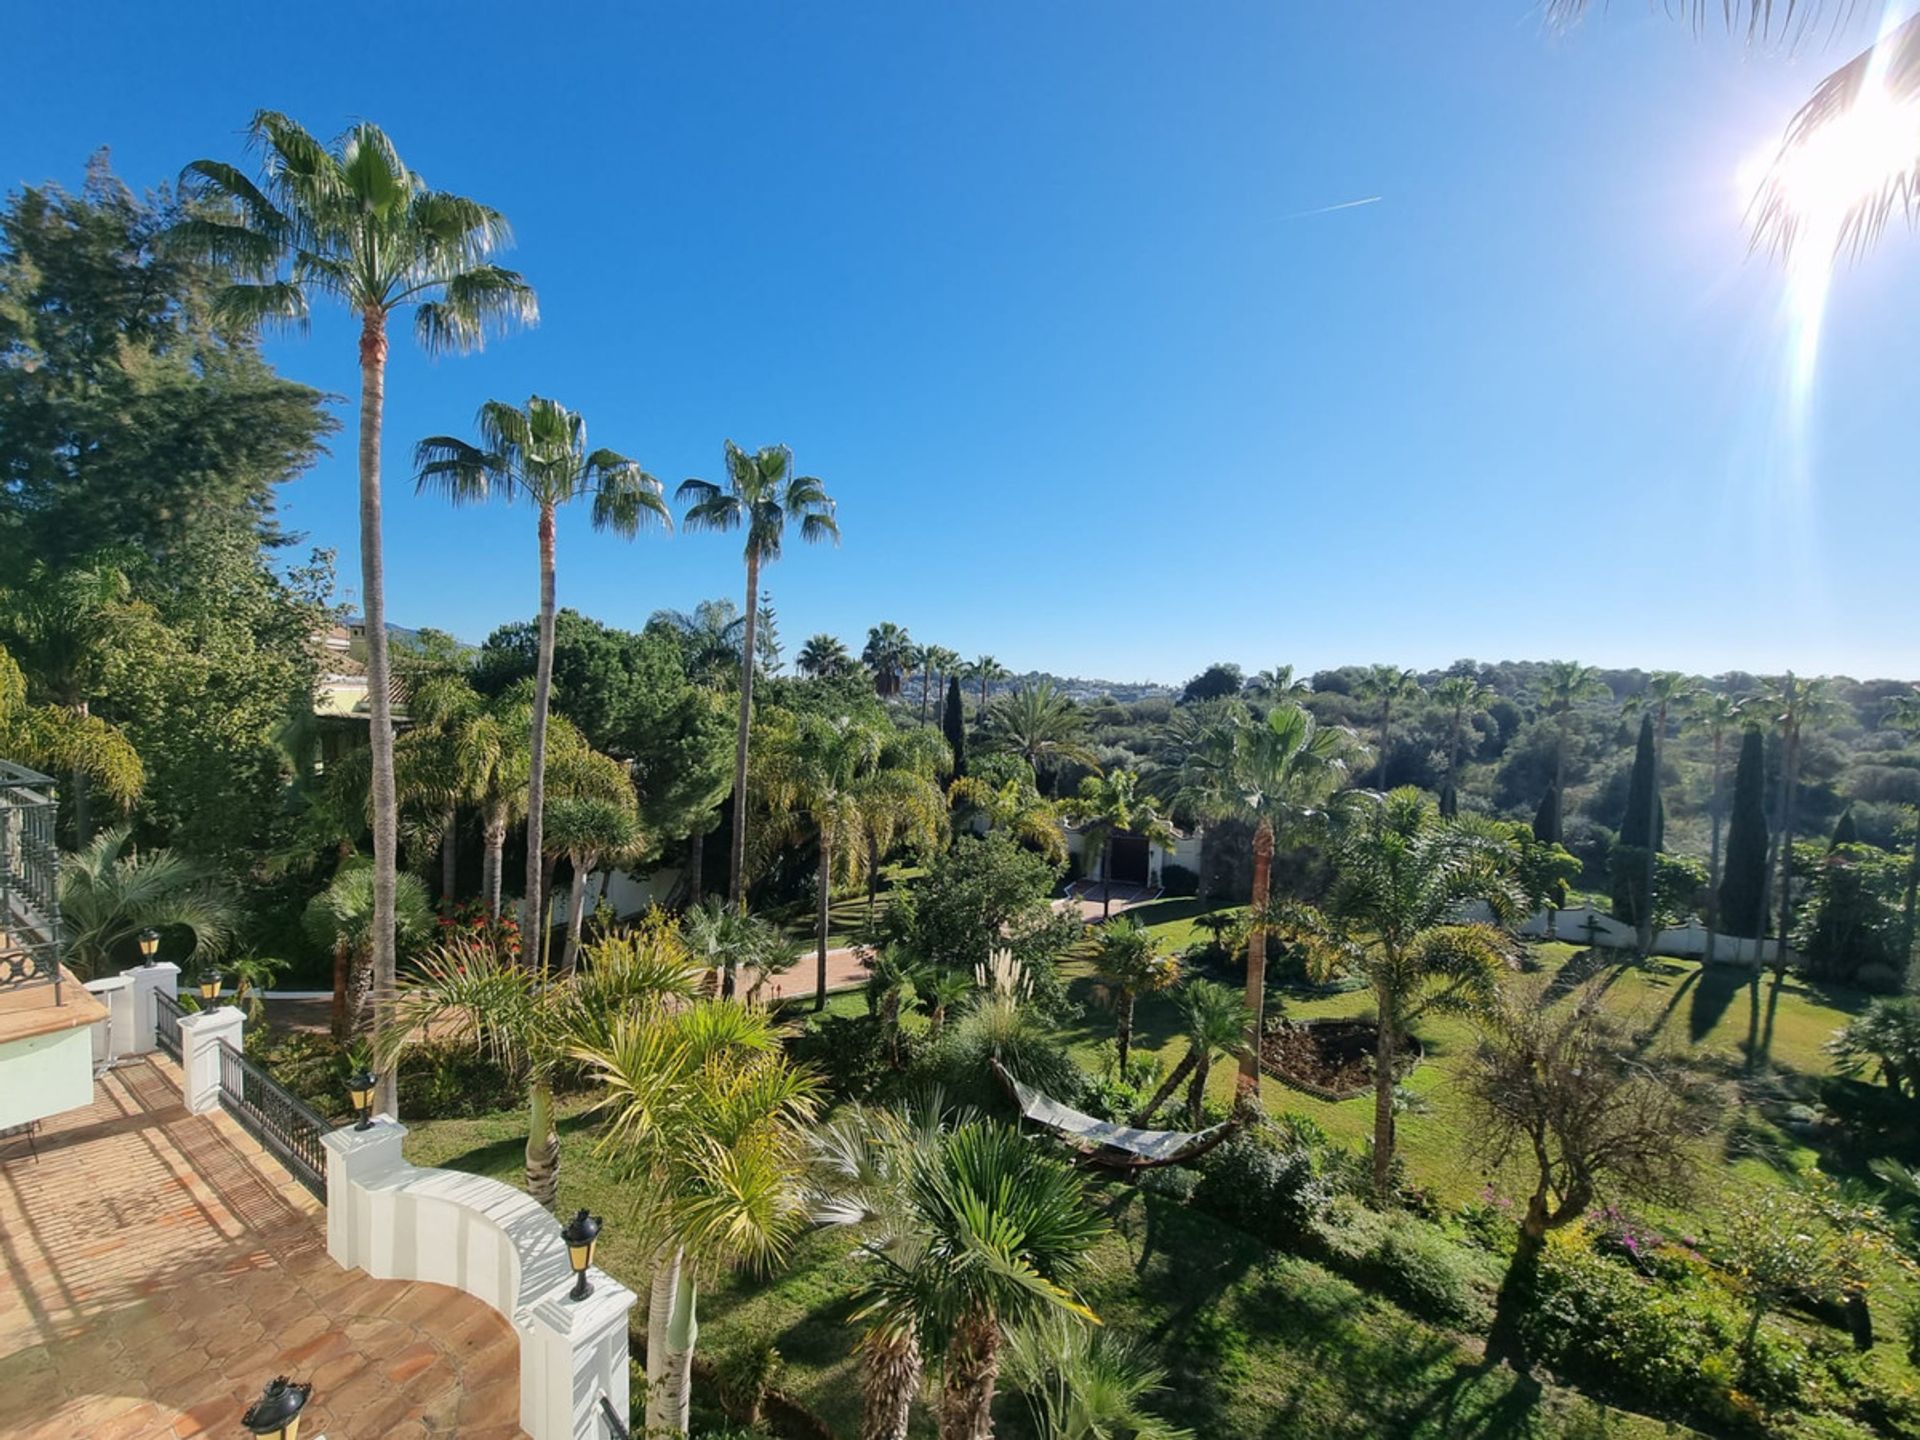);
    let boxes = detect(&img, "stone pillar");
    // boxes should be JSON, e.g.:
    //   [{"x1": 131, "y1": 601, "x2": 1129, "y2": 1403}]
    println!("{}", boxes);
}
[
  {"x1": 126, "y1": 962, "x2": 179, "y2": 1055},
  {"x1": 319, "y1": 1120, "x2": 406, "y2": 1272},
  {"x1": 83, "y1": 974, "x2": 135, "y2": 1065},
  {"x1": 176, "y1": 1005, "x2": 245, "y2": 1115},
  {"x1": 524, "y1": 1274, "x2": 638, "y2": 1440}
]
